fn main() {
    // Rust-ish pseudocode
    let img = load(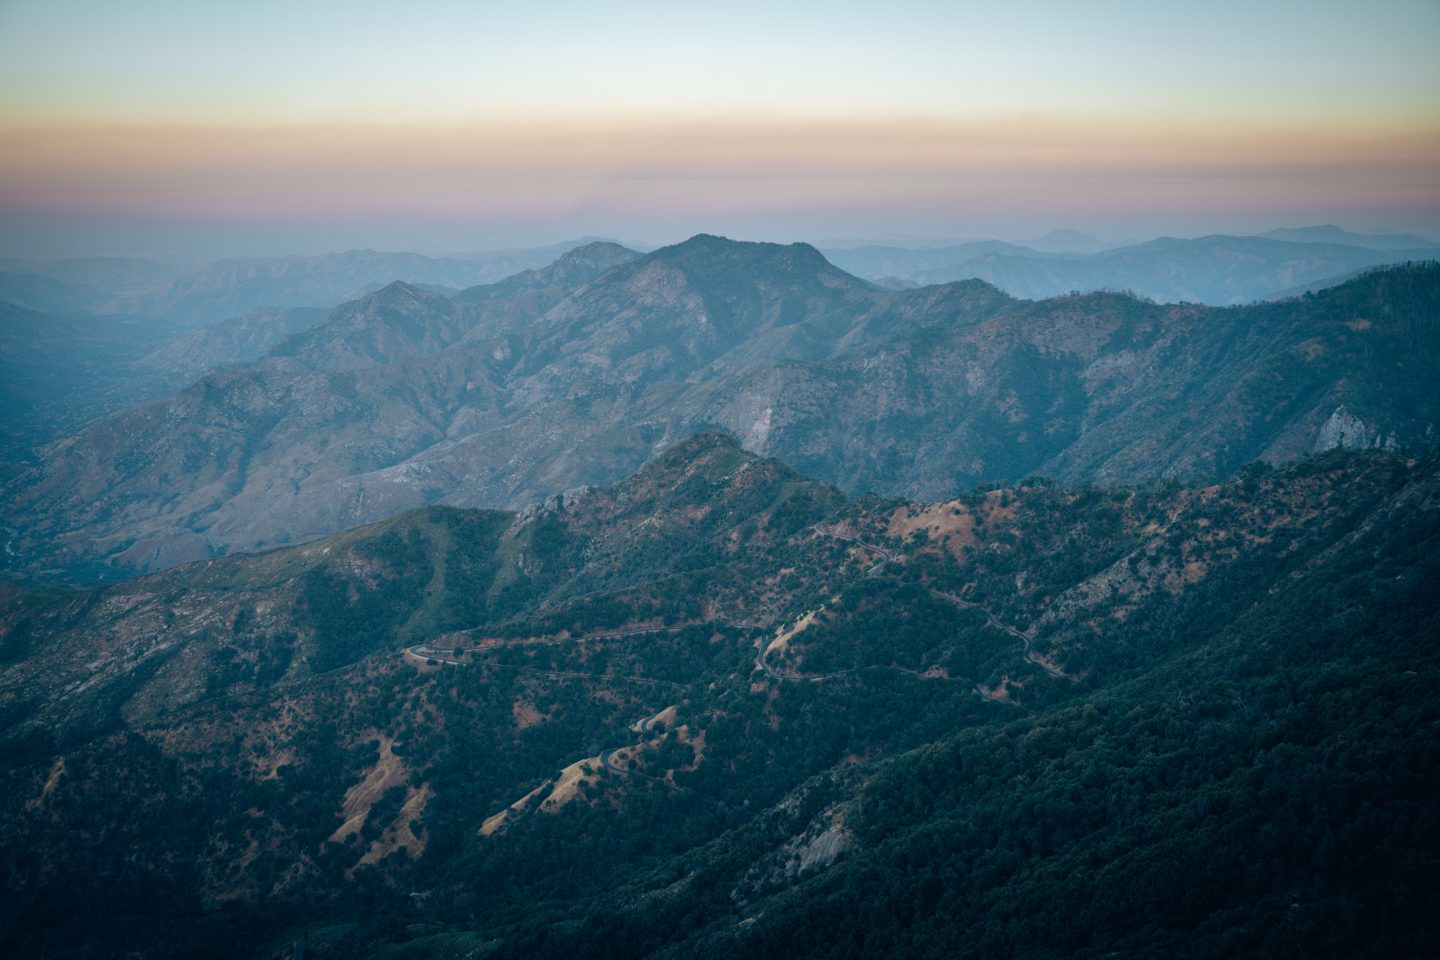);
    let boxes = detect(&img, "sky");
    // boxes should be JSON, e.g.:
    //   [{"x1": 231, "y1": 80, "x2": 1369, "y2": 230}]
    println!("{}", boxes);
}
[{"x1": 1, "y1": 0, "x2": 1437, "y2": 259}]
